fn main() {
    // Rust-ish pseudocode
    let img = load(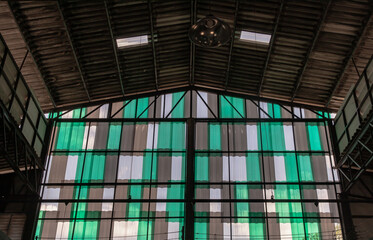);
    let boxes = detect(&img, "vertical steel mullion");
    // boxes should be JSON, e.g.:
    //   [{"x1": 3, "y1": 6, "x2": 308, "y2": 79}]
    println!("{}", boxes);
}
[
  {"x1": 226, "y1": 123, "x2": 233, "y2": 240},
  {"x1": 108, "y1": 120, "x2": 124, "y2": 239},
  {"x1": 185, "y1": 118, "x2": 195, "y2": 239},
  {"x1": 291, "y1": 120, "x2": 308, "y2": 240},
  {"x1": 71, "y1": 121, "x2": 90, "y2": 239}
]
